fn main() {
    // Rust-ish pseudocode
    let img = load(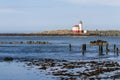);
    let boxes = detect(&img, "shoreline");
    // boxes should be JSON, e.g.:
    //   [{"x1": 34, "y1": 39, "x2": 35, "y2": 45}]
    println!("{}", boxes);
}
[
  {"x1": 0, "y1": 30, "x2": 120, "y2": 36},
  {"x1": 0, "y1": 34, "x2": 117, "y2": 36}
]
